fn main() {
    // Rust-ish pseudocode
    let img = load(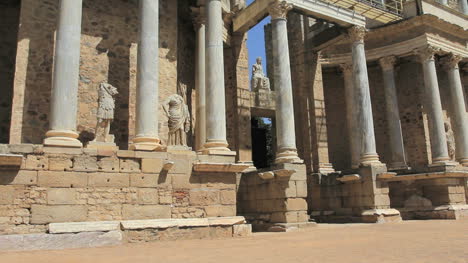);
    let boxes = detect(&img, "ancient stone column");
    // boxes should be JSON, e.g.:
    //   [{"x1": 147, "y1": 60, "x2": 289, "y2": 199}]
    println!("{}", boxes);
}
[
  {"x1": 461, "y1": 0, "x2": 468, "y2": 15},
  {"x1": 130, "y1": 0, "x2": 163, "y2": 151},
  {"x1": 439, "y1": 0, "x2": 448, "y2": 5},
  {"x1": 379, "y1": 56, "x2": 407, "y2": 169},
  {"x1": 193, "y1": 8, "x2": 207, "y2": 151},
  {"x1": 415, "y1": 46, "x2": 450, "y2": 165},
  {"x1": 269, "y1": 1, "x2": 301, "y2": 164},
  {"x1": 340, "y1": 63, "x2": 360, "y2": 169},
  {"x1": 202, "y1": 0, "x2": 231, "y2": 154},
  {"x1": 348, "y1": 26, "x2": 380, "y2": 165},
  {"x1": 441, "y1": 54, "x2": 468, "y2": 166},
  {"x1": 44, "y1": 0, "x2": 83, "y2": 148}
]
